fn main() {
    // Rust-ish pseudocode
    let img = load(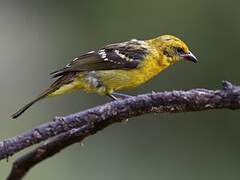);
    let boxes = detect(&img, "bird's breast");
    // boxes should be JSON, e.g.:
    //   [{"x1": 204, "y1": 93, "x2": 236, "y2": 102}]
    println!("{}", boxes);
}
[{"x1": 97, "y1": 55, "x2": 170, "y2": 92}]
